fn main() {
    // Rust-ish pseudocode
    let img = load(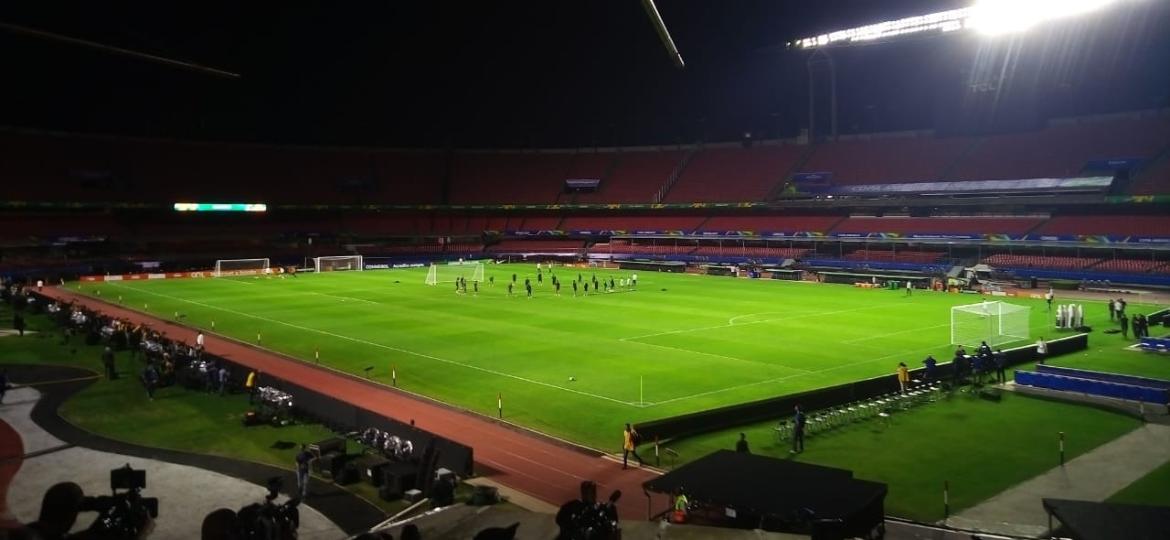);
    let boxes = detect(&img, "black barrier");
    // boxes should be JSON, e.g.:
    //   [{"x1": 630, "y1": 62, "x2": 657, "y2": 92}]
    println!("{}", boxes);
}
[{"x1": 636, "y1": 333, "x2": 1089, "y2": 443}]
